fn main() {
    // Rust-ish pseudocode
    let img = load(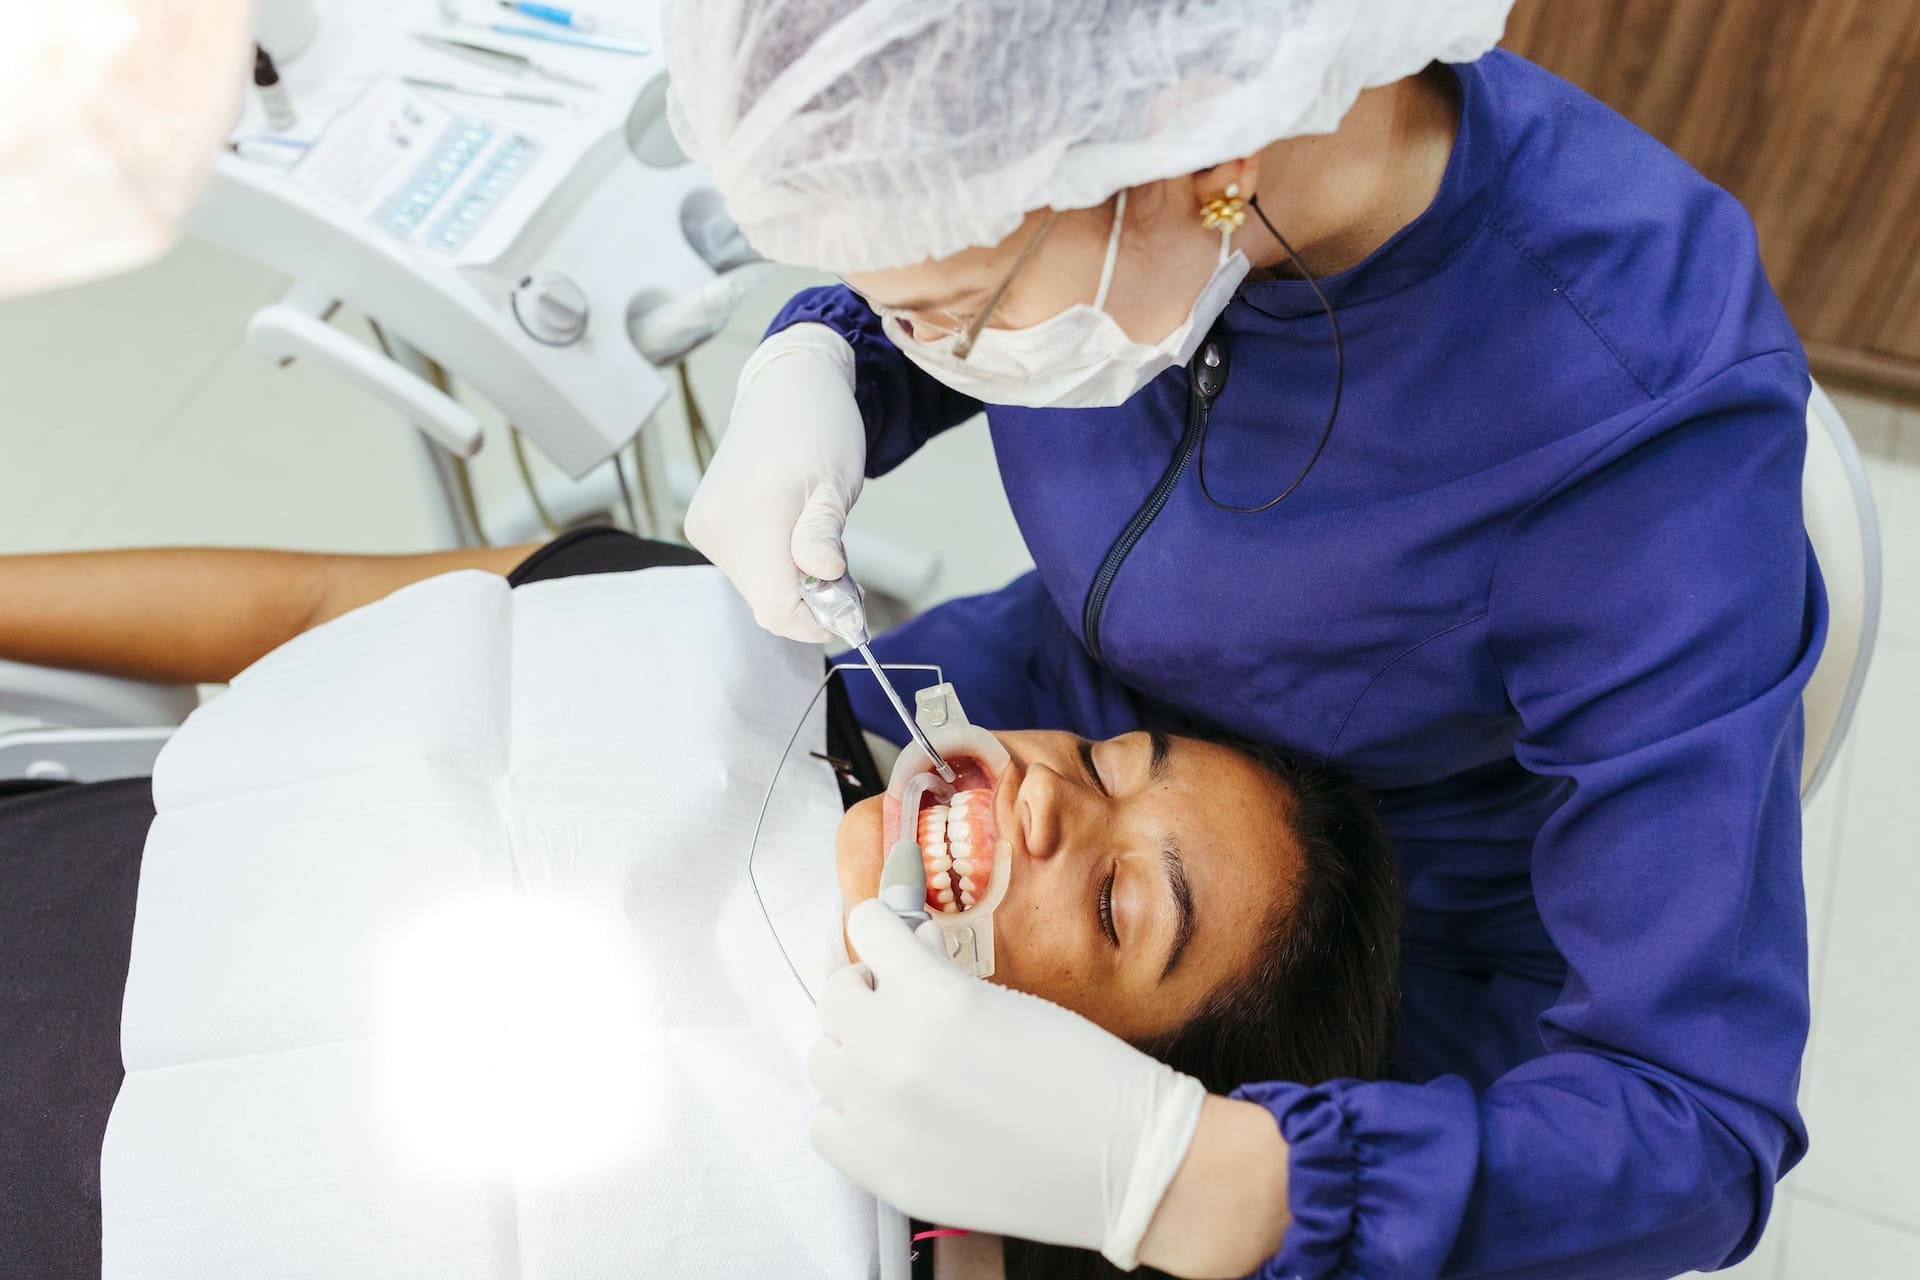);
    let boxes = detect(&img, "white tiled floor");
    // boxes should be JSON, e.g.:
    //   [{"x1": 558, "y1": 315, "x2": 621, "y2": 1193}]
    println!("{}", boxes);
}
[{"x1": 2, "y1": 243, "x2": 1918, "y2": 1276}]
